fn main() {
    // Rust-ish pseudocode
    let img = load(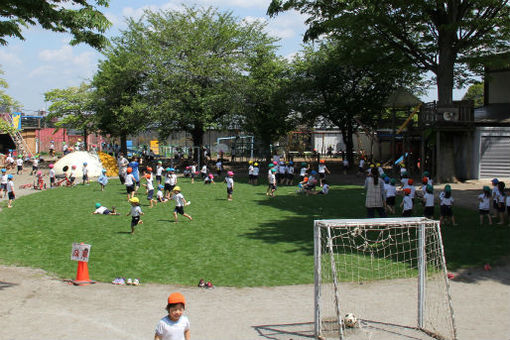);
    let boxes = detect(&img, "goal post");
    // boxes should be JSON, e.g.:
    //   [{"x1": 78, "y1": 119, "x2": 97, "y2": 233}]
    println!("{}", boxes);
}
[{"x1": 314, "y1": 217, "x2": 457, "y2": 340}]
